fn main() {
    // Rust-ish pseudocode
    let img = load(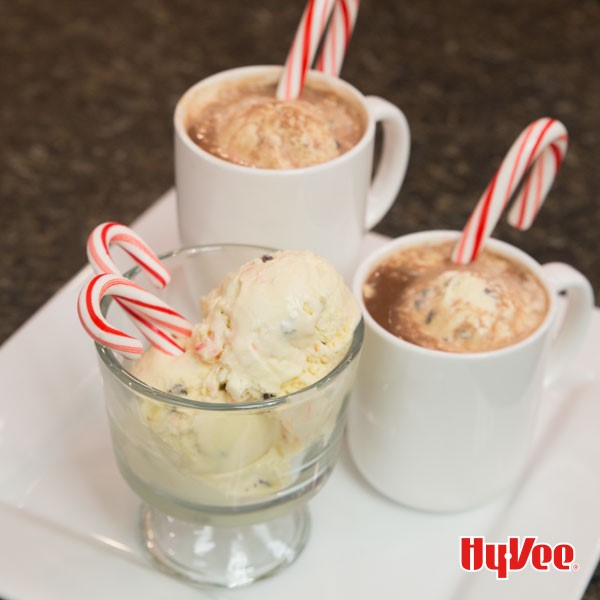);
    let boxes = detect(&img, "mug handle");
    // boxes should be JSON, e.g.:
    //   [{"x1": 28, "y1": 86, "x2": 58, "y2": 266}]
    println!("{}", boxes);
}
[
  {"x1": 541, "y1": 262, "x2": 594, "y2": 386},
  {"x1": 364, "y1": 96, "x2": 411, "y2": 229}
]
